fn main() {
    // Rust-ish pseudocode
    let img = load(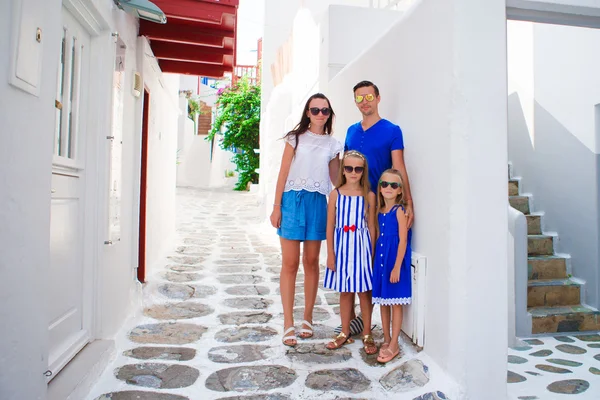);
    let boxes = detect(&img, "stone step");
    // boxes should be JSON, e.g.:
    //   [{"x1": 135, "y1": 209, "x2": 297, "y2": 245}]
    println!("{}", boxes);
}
[
  {"x1": 529, "y1": 305, "x2": 600, "y2": 334},
  {"x1": 508, "y1": 179, "x2": 519, "y2": 196},
  {"x1": 527, "y1": 279, "x2": 581, "y2": 308},
  {"x1": 526, "y1": 214, "x2": 542, "y2": 235},
  {"x1": 528, "y1": 235, "x2": 553, "y2": 256},
  {"x1": 509, "y1": 196, "x2": 530, "y2": 214},
  {"x1": 528, "y1": 256, "x2": 567, "y2": 280}
]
